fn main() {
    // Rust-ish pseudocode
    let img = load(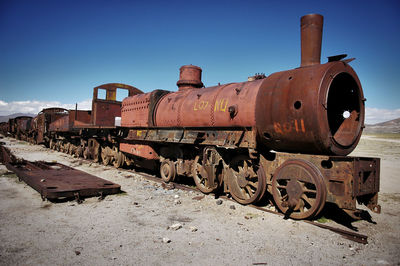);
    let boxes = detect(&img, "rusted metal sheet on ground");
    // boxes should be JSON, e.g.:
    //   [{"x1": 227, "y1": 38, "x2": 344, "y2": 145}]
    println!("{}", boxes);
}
[
  {"x1": 0, "y1": 144, "x2": 16, "y2": 164},
  {"x1": 5, "y1": 160, "x2": 121, "y2": 200},
  {"x1": 1, "y1": 143, "x2": 120, "y2": 201}
]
